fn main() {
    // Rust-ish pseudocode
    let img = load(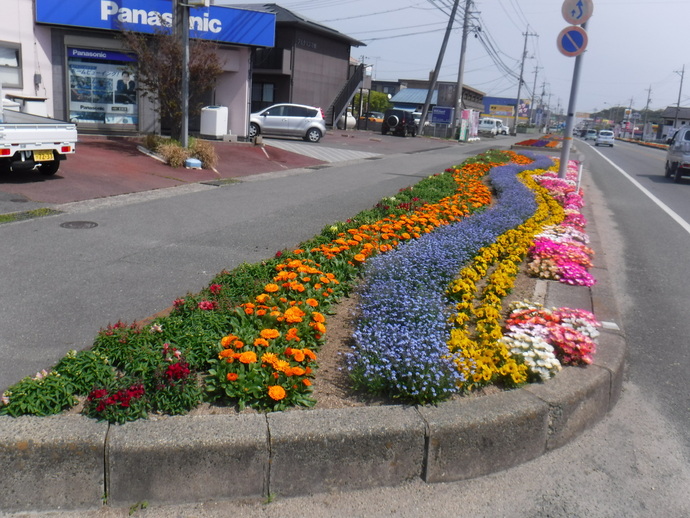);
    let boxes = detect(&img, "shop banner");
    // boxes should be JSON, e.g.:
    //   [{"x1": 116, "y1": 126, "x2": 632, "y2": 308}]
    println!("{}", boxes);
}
[{"x1": 36, "y1": 0, "x2": 275, "y2": 47}]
